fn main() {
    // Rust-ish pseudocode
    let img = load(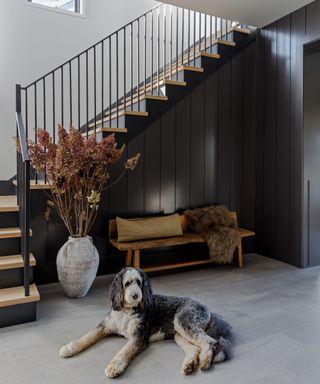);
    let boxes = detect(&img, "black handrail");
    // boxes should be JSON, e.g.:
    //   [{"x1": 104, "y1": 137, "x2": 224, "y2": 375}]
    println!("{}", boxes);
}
[{"x1": 16, "y1": 84, "x2": 31, "y2": 297}]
